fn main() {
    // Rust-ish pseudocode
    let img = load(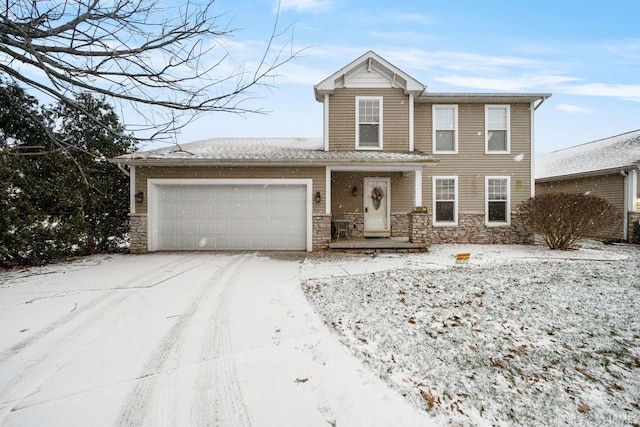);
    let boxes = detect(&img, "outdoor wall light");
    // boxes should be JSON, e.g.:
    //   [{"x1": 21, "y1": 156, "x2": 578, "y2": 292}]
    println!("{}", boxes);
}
[
  {"x1": 352, "y1": 186, "x2": 358, "y2": 196},
  {"x1": 135, "y1": 191, "x2": 144, "y2": 203},
  {"x1": 315, "y1": 191, "x2": 322, "y2": 203}
]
